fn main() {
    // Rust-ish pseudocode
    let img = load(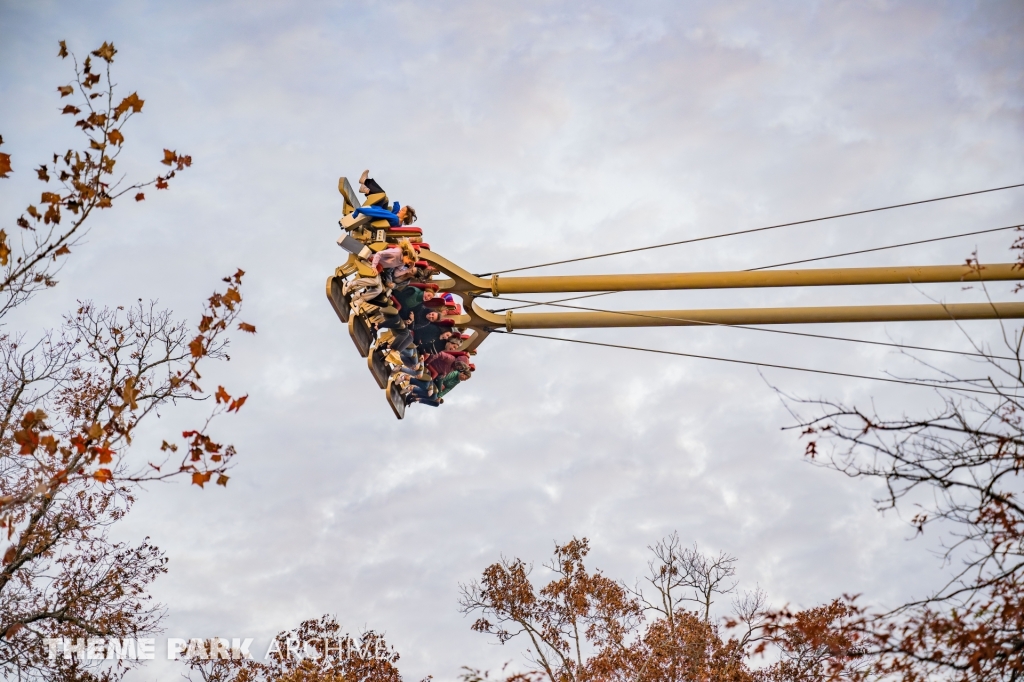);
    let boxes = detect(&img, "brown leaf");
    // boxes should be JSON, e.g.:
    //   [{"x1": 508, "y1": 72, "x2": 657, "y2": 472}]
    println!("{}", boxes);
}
[
  {"x1": 87, "y1": 422, "x2": 103, "y2": 440},
  {"x1": 2, "y1": 546, "x2": 15, "y2": 566},
  {"x1": 228, "y1": 395, "x2": 248, "y2": 413},
  {"x1": 134, "y1": 192, "x2": 145, "y2": 202},
  {"x1": 113, "y1": 92, "x2": 144, "y2": 118},
  {"x1": 161, "y1": 149, "x2": 176, "y2": 166},
  {"x1": 215, "y1": 385, "x2": 231, "y2": 404},
  {"x1": 26, "y1": 205, "x2": 39, "y2": 219},
  {"x1": 53, "y1": 245, "x2": 70, "y2": 257},
  {"x1": 155, "y1": 176, "x2": 168, "y2": 190},
  {"x1": 0, "y1": 230, "x2": 9, "y2": 267},
  {"x1": 40, "y1": 435, "x2": 58, "y2": 455},
  {"x1": 35, "y1": 165, "x2": 50, "y2": 182},
  {"x1": 93, "y1": 468, "x2": 113, "y2": 483},
  {"x1": 58, "y1": 40, "x2": 68, "y2": 58},
  {"x1": 92, "y1": 41, "x2": 117, "y2": 62},
  {"x1": 0, "y1": 152, "x2": 11, "y2": 179},
  {"x1": 40, "y1": 192, "x2": 61, "y2": 204},
  {"x1": 216, "y1": 475, "x2": 229, "y2": 487},
  {"x1": 107, "y1": 129, "x2": 124, "y2": 146},
  {"x1": 238, "y1": 322, "x2": 257, "y2": 334},
  {"x1": 188, "y1": 335, "x2": 205, "y2": 358},
  {"x1": 61, "y1": 104, "x2": 80, "y2": 115},
  {"x1": 57, "y1": 85, "x2": 74, "y2": 98},
  {"x1": 122, "y1": 376, "x2": 139, "y2": 410},
  {"x1": 191, "y1": 471, "x2": 212, "y2": 488}
]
